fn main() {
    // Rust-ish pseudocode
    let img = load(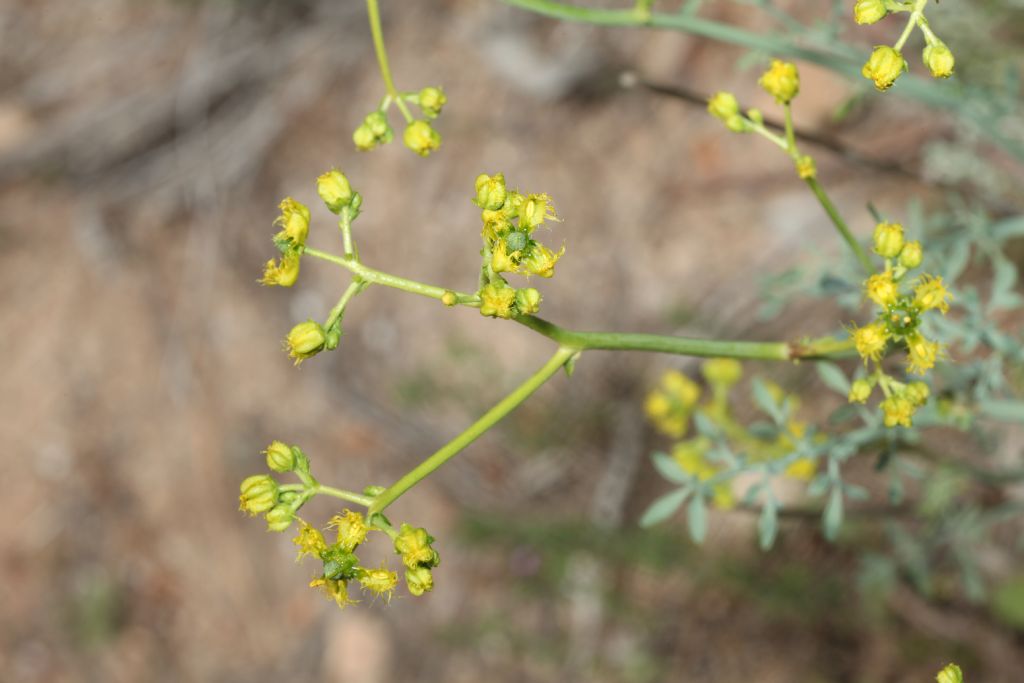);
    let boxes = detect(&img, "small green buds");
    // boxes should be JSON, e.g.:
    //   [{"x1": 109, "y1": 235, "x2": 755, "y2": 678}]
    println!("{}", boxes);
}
[
  {"x1": 873, "y1": 221, "x2": 905, "y2": 258},
  {"x1": 899, "y1": 240, "x2": 923, "y2": 269},
  {"x1": 285, "y1": 320, "x2": 327, "y2": 365},
  {"x1": 515, "y1": 287, "x2": 542, "y2": 316},
  {"x1": 316, "y1": 170, "x2": 354, "y2": 214},
  {"x1": 474, "y1": 173, "x2": 508, "y2": 211},
  {"x1": 239, "y1": 474, "x2": 278, "y2": 515},
  {"x1": 862, "y1": 46, "x2": 906, "y2": 91},
  {"x1": 853, "y1": 0, "x2": 886, "y2": 25},
  {"x1": 405, "y1": 566, "x2": 434, "y2": 596},
  {"x1": 403, "y1": 120, "x2": 441, "y2": 157},
  {"x1": 265, "y1": 440, "x2": 297, "y2": 472},
  {"x1": 936, "y1": 663, "x2": 963, "y2": 683},
  {"x1": 417, "y1": 86, "x2": 447, "y2": 119},
  {"x1": 265, "y1": 504, "x2": 295, "y2": 532},
  {"x1": 354, "y1": 111, "x2": 394, "y2": 151},
  {"x1": 759, "y1": 60, "x2": 799, "y2": 105},
  {"x1": 924, "y1": 43, "x2": 955, "y2": 79}
]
